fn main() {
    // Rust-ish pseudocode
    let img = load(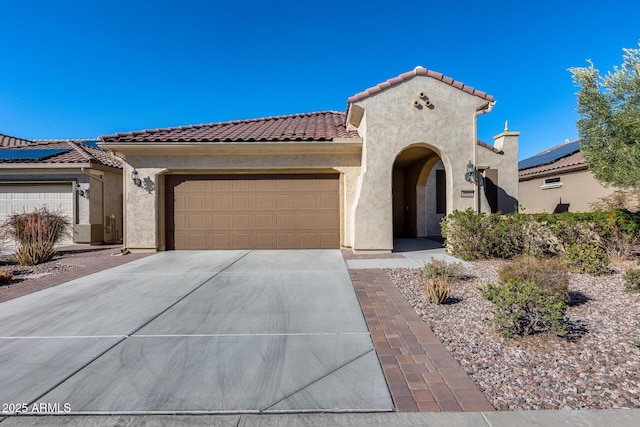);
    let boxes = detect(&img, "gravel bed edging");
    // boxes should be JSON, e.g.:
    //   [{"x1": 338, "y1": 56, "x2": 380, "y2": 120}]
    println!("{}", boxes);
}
[{"x1": 385, "y1": 260, "x2": 640, "y2": 410}]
